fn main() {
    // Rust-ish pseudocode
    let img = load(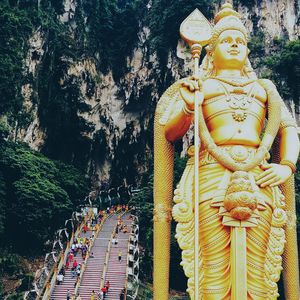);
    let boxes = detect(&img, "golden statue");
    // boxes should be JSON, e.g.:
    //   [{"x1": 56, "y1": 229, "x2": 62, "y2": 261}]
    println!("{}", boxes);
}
[{"x1": 153, "y1": 2, "x2": 300, "y2": 300}]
